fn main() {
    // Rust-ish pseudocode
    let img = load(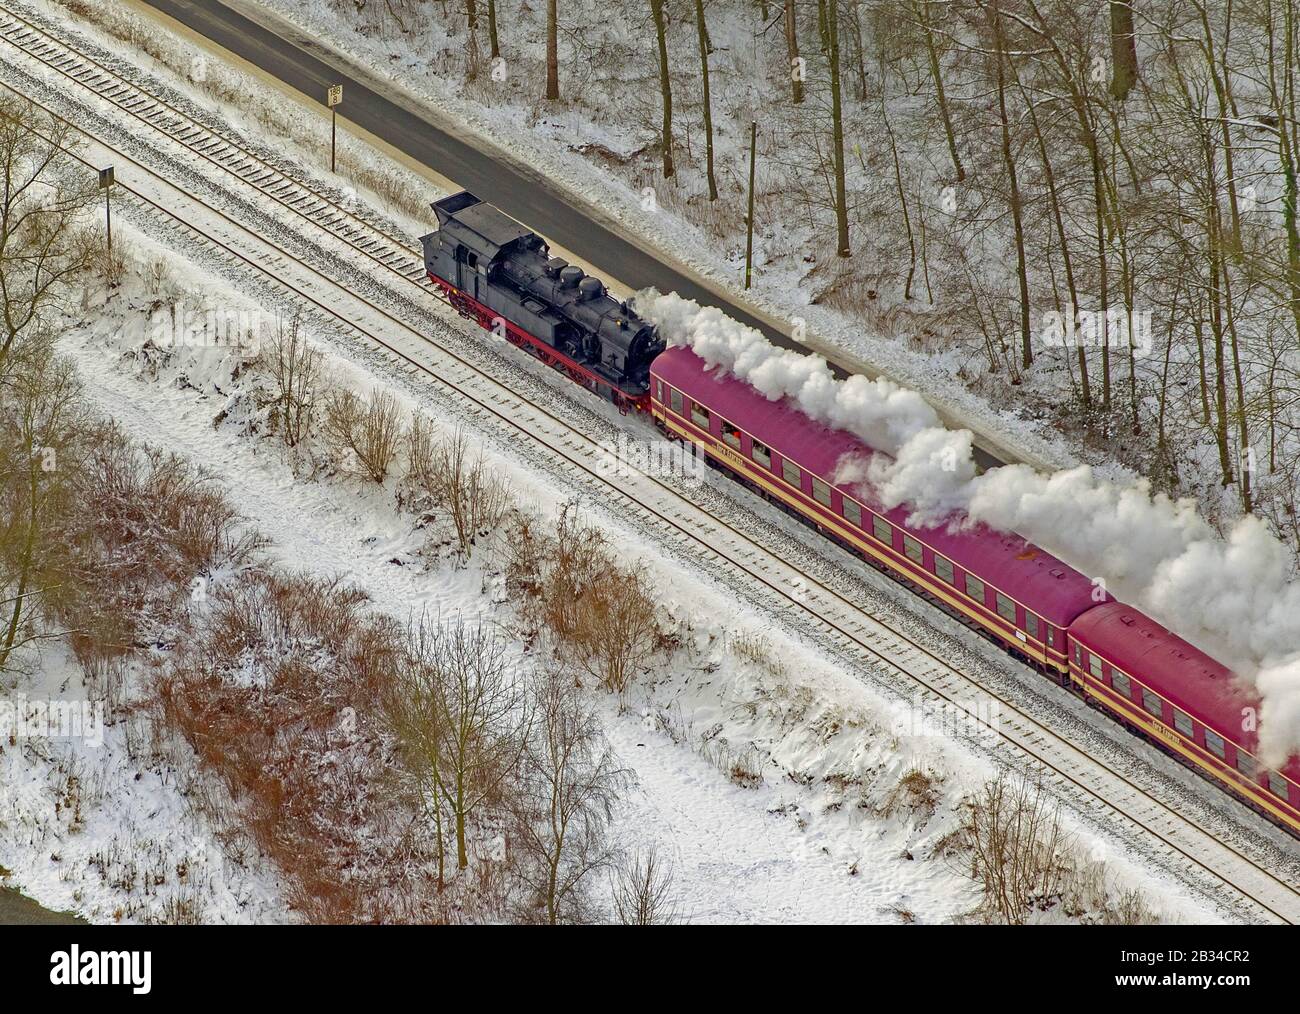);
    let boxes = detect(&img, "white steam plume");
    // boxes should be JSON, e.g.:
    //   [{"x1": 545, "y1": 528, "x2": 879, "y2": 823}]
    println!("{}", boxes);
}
[{"x1": 640, "y1": 291, "x2": 1300, "y2": 765}]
